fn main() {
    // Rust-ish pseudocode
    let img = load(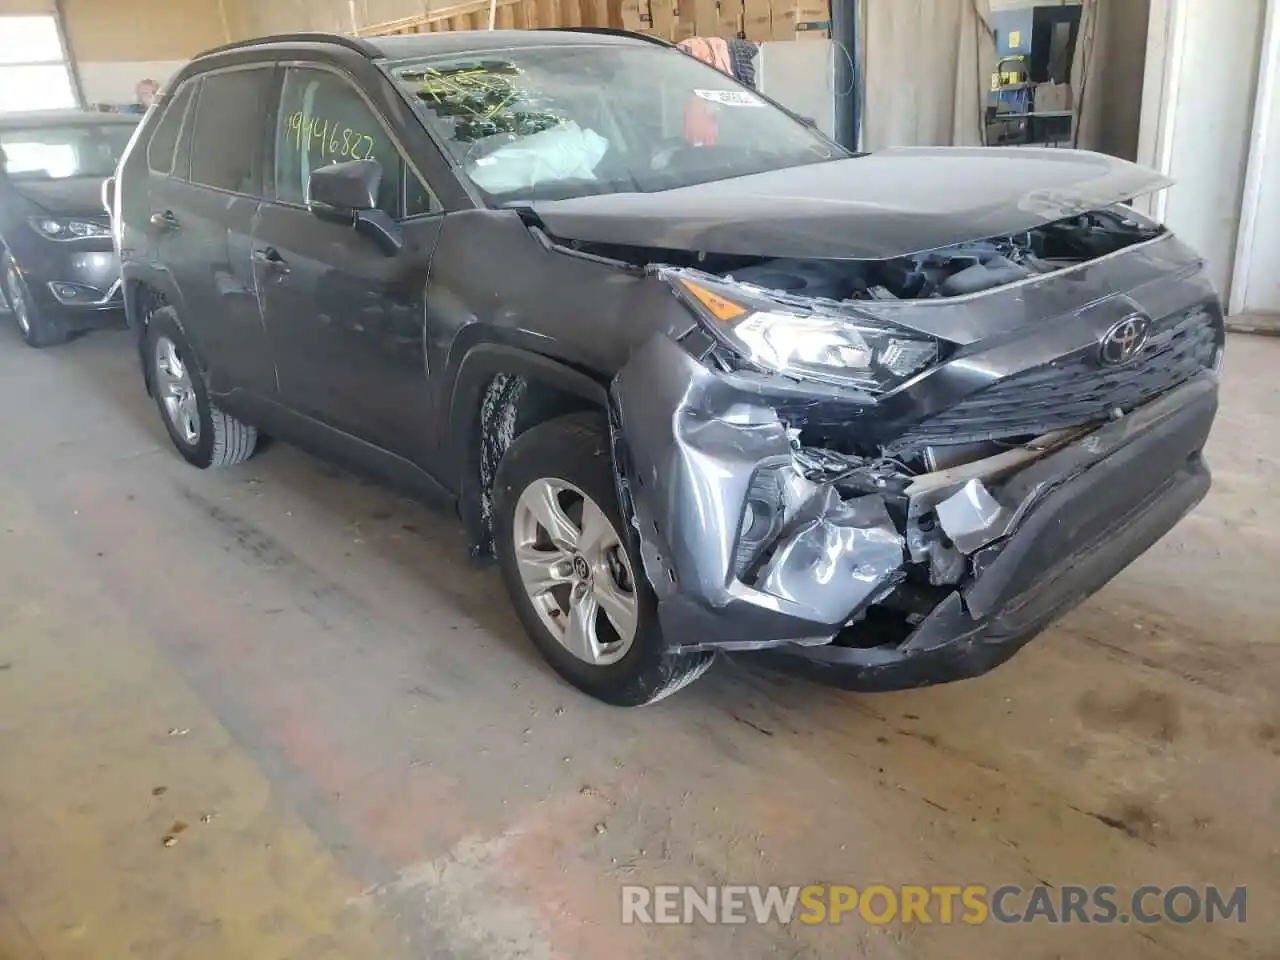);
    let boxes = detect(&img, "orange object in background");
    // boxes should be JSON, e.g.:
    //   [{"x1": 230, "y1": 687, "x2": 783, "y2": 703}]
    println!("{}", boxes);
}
[
  {"x1": 677, "y1": 37, "x2": 733, "y2": 146},
  {"x1": 684, "y1": 96, "x2": 719, "y2": 145},
  {"x1": 678, "y1": 36, "x2": 733, "y2": 73}
]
